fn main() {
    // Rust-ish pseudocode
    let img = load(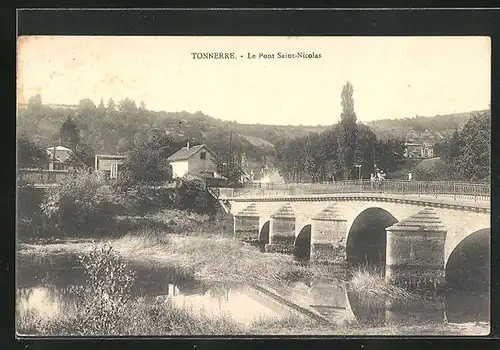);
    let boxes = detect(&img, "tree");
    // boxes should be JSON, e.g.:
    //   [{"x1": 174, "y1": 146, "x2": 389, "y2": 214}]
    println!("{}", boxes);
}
[
  {"x1": 174, "y1": 177, "x2": 218, "y2": 215},
  {"x1": 107, "y1": 98, "x2": 116, "y2": 110},
  {"x1": 60, "y1": 117, "x2": 81, "y2": 150},
  {"x1": 449, "y1": 111, "x2": 491, "y2": 181},
  {"x1": 337, "y1": 81, "x2": 358, "y2": 179},
  {"x1": 28, "y1": 94, "x2": 42, "y2": 108},
  {"x1": 98, "y1": 98, "x2": 106, "y2": 109},
  {"x1": 68, "y1": 142, "x2": 95, "y2": 169},
  {"x1": 139, "y1": 101, "x2": 146, "y2": 110},
  {"x1": 78, "y1": 98, "x2": 97, "y2": 112},
  {"x1": 60, "y1": 116, "x2": 95, "y2": 169},
  {"x1": 41, "y1": 169, "x2": 121, "y2": 237},
  {"x1": 118, "y1": 98, "x2": 137, "y2": 112},
  {"x1": 353, "y1": 124, "x2": 377, "y2": 178},
  {"x1": 17, "y1": 135, "x2": 49, "y2": 169},
  {"x1": 375, "y1": 138, "x2": 406, "y2": 175},
  {"x1": 116, "y1": 133, "x2": 181, "y2": 190}
]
